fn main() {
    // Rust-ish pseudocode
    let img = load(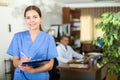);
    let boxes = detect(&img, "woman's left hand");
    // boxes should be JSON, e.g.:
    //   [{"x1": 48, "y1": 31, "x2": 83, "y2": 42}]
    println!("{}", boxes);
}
[{"x1": 18, "y1": 65, "x2": 35, "y2": 74}]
